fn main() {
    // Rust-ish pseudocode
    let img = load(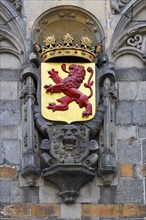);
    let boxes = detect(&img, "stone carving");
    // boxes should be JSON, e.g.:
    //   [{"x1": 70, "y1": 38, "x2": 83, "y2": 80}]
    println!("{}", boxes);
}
[
  {"x1": 36, "y1": 19, "x2": 48, "y2": 32},
  {"x1": 20, "y1": 60, "x2": 41, "y2": 186},
  {"x1": 32, "y1": 100, "x2": 105, "y2": 202},
  {"x1": 110, "y1": 0, "x2": 130, "y2": 14},
  {"x1": 9, "y1": 0, "x2": 22, "y2": 12},
  {"x1": 85, "y1": 19, "x2": 98, "y2": 33},
  {"x1": 59, "y1": 11, "x2": 76, "y2": 19},
  {"x1": 127, "y1": 34, "x2": 143, "y2": 49}
]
